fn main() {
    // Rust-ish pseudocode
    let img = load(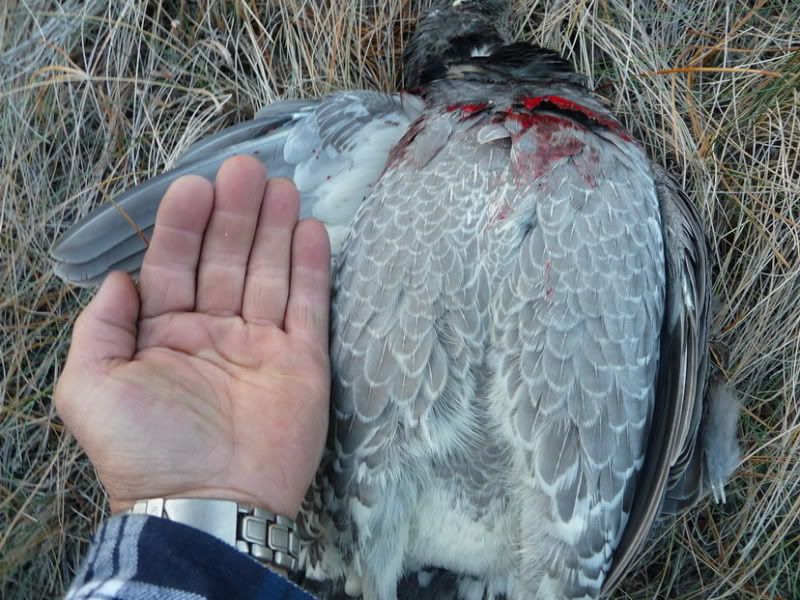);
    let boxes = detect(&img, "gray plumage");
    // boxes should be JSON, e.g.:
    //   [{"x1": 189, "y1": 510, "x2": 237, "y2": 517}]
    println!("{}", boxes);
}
[
  {"x1": 50, "y1": 1, "x2": 740, "y2": 598},
  {"x1": 702, "y1": 381, "x2": 741, "y2": 503}
]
